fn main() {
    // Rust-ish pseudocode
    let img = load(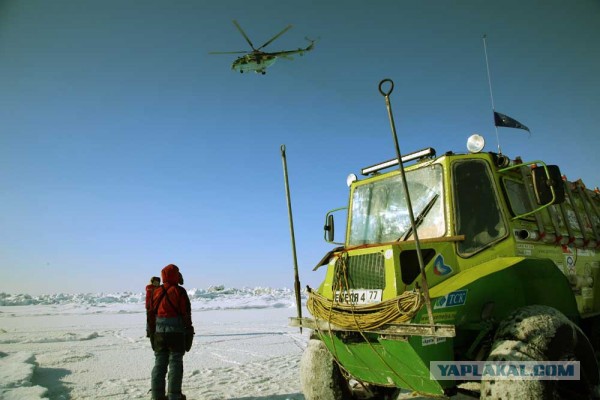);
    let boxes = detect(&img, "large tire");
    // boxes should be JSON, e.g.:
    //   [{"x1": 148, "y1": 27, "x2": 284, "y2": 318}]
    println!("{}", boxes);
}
[
  {"x1": 300, "y1": 338, "x2": 400, "y2": 400},
  {"x1": 300, "y1": 338, "x2": 353, "y2": 400},
  {"x1": 481, "y1": 305, "x2": 599, "y2": 399}
]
